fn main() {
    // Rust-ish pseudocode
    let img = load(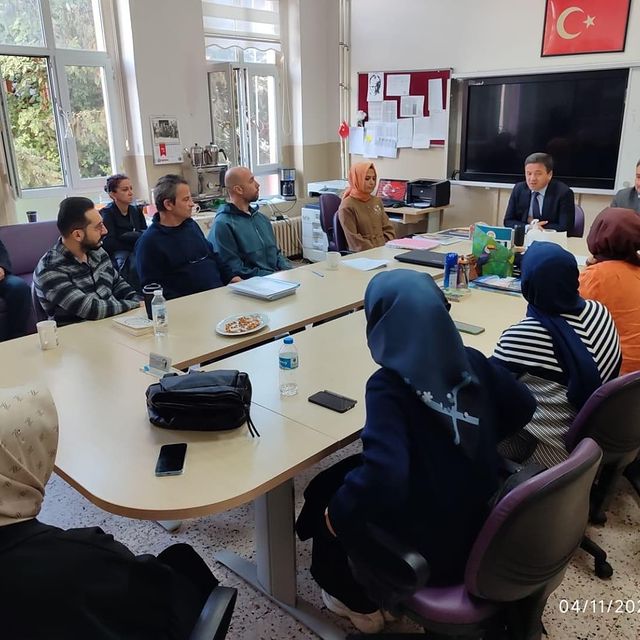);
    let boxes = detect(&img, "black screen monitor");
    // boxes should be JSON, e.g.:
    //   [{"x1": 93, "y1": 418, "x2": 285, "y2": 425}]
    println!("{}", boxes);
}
[{"x1": 459, "y1": 68, "x2": 629, "y2": 189}]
